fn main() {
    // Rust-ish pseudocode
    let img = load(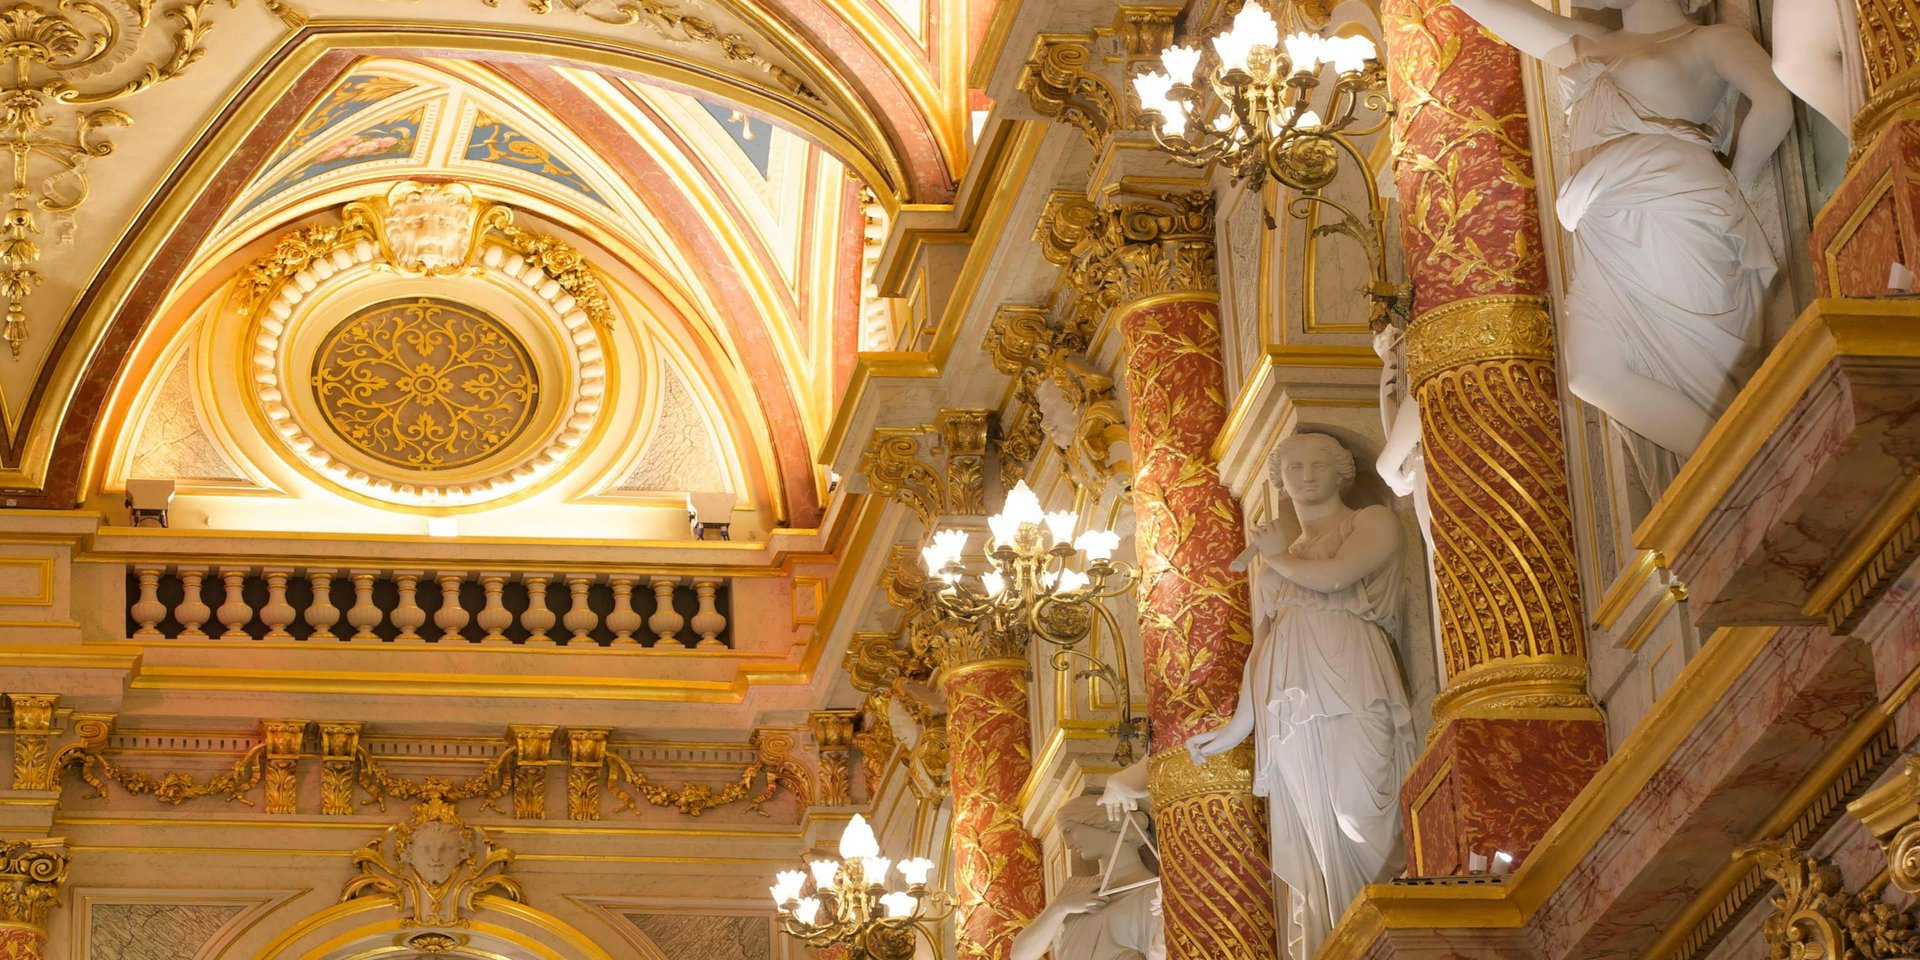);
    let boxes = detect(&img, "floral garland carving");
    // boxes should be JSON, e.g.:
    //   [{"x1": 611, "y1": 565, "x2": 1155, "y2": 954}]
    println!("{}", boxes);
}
[{"x1": 602, "y1": 730, "x2": 794, "y2": 816}]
